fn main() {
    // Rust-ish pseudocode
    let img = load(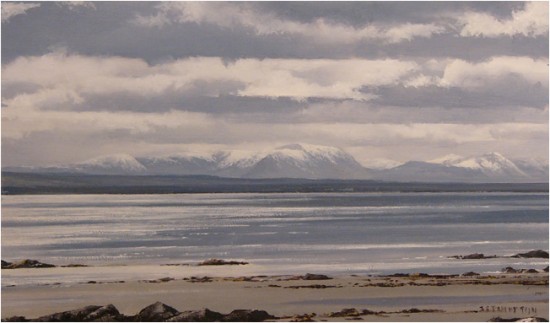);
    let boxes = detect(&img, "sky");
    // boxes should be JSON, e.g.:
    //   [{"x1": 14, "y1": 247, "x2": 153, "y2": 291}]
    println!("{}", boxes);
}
[{"x1": 1, "y1": 1, "x2": 549, "y2": 167}]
